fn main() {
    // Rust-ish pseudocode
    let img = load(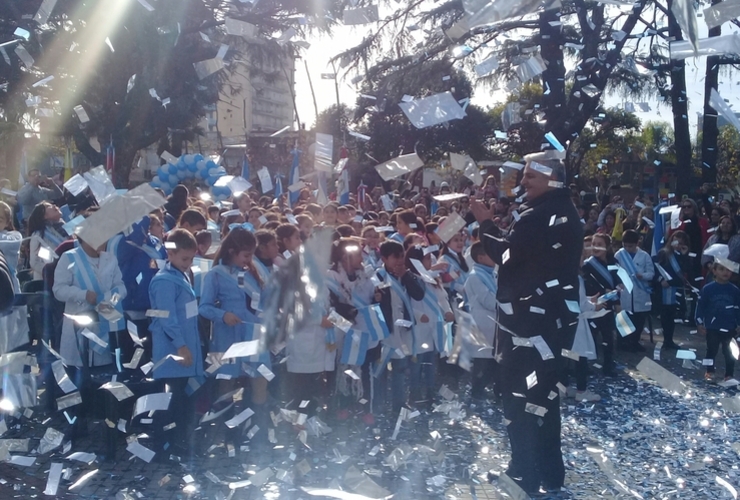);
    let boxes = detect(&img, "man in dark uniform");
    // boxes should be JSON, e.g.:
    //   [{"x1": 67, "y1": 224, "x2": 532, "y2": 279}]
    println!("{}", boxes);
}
[{"x1": 470, "y1": 153, "x2": 583, "y2": 495}]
